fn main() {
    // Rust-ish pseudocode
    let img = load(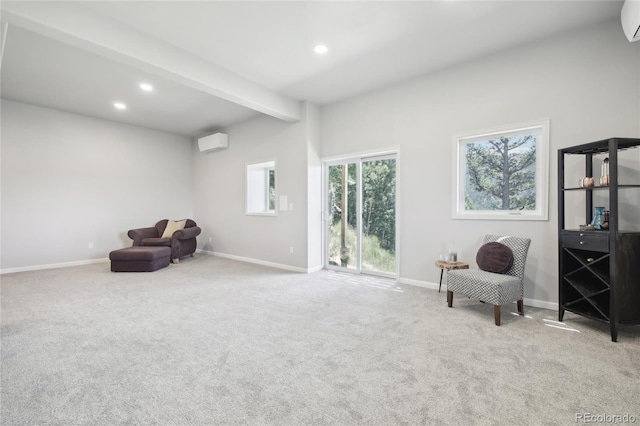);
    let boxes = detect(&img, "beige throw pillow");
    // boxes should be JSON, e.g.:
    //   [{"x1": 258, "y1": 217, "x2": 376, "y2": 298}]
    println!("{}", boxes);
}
[{"x1": 161, "y1": 219, "x2": 187, "y2": 239}]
